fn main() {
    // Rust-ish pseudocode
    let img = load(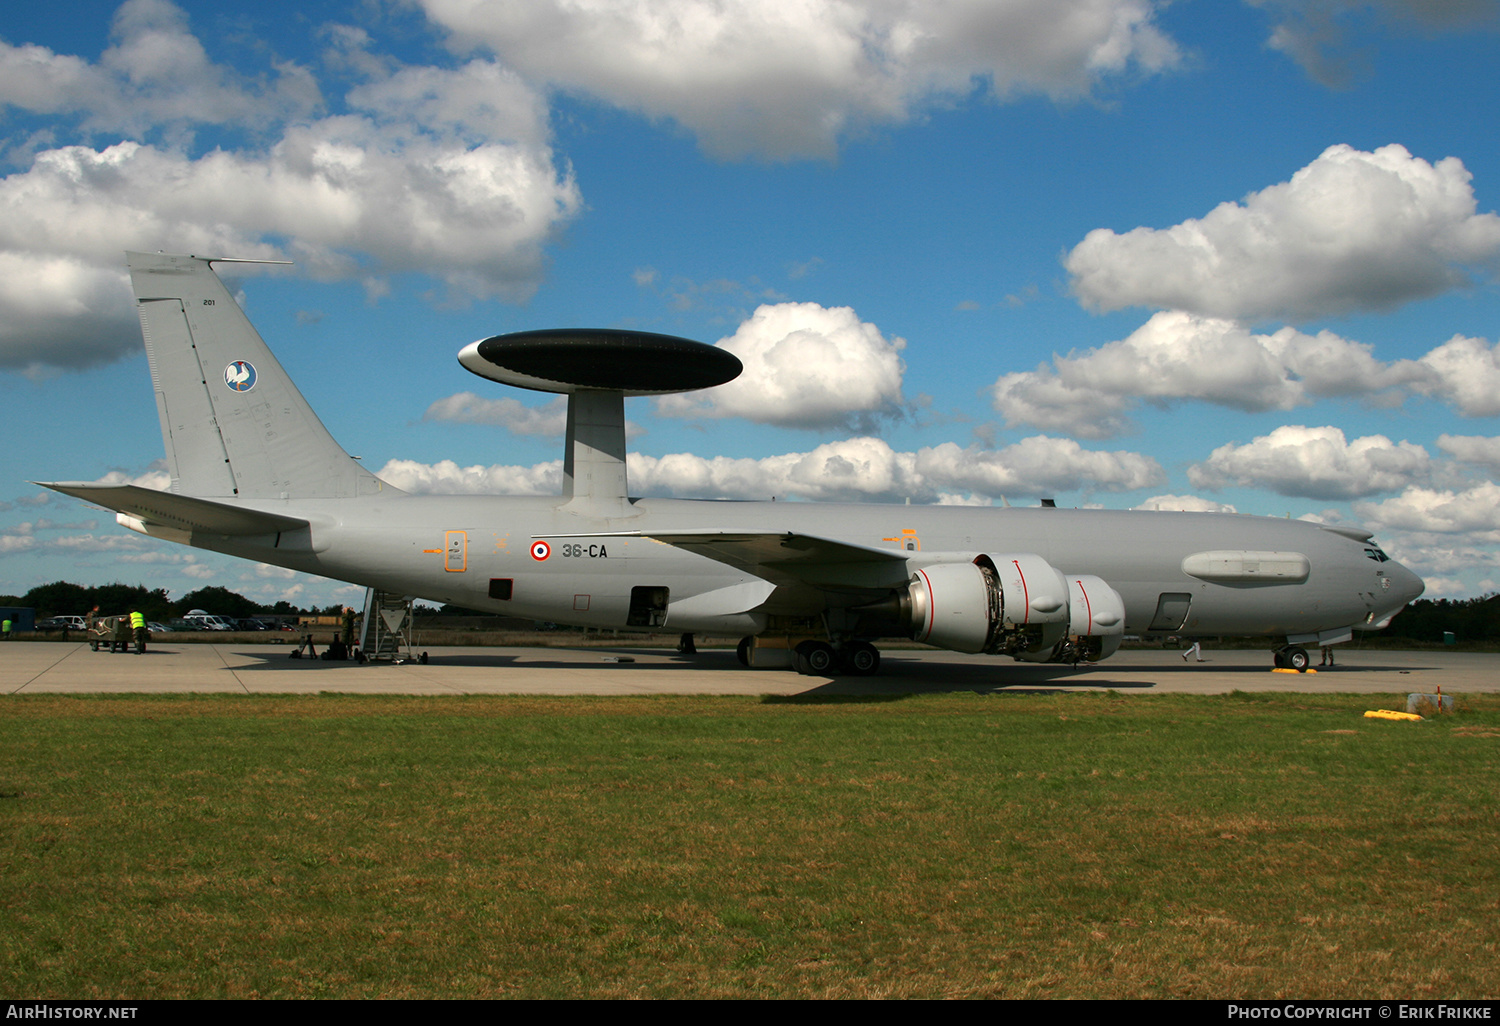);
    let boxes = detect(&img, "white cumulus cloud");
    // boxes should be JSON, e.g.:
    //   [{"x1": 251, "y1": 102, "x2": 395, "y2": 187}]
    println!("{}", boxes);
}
[
  {"x1": 655, "y1": 302, "x2": 906, "y2": 430},
  {"x1": 991, "y1": 311, "x2": 1418, "y2": 437},
  {"x1": 1188, "y1": 425, "x2": 1431, "y2": 500},
  {"x1": 83, "y1": 466, "x2": 173, "y2": 491},
  {"x1": 1436, "y1": 433, "x2": 1500, "y2": 474},
  {"x1": 1132, "y1": 494, "x2": 1239, "y2": 513},
  {"x1": 0, "y1": 535, "x2": 37, "y2": 555},
  {"x1": 375, "y1": 458, "x2": 563, "y2": 495},
  {"x1": 381, "y1": 435, "x2": 1162, "y2": 502},
  {"x1": 1354, "y1": 482, "x2": 1500, "y2": 537},
  {"x1": 0, "y1": 6, "x2": 581, "y2": 372},
  {"x1": 417, "y1": 0, "x2": 1180, "y2": 160},
  {"x1": 345, "y1": 57, "x2": 551, "y2": 148},
  {"x1": 1410, "y1": 334, "x2": 1500, "y2": 417},
  {"x1": 0, "y1": 0, "x2": 320, "y2": 138},
  {"x1": 911, "y1": 438, "x2": 1163, "y2": 498},
  {"x1": 1065, "y1": 144, "x2": 1500, "y2": 322}
]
